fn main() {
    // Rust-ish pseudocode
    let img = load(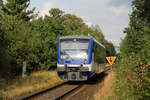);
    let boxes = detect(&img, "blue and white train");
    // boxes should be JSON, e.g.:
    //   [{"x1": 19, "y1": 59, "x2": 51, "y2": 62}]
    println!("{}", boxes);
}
[{"x1": 57, "y1": 36, "x2": 106, "y2": 81}]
